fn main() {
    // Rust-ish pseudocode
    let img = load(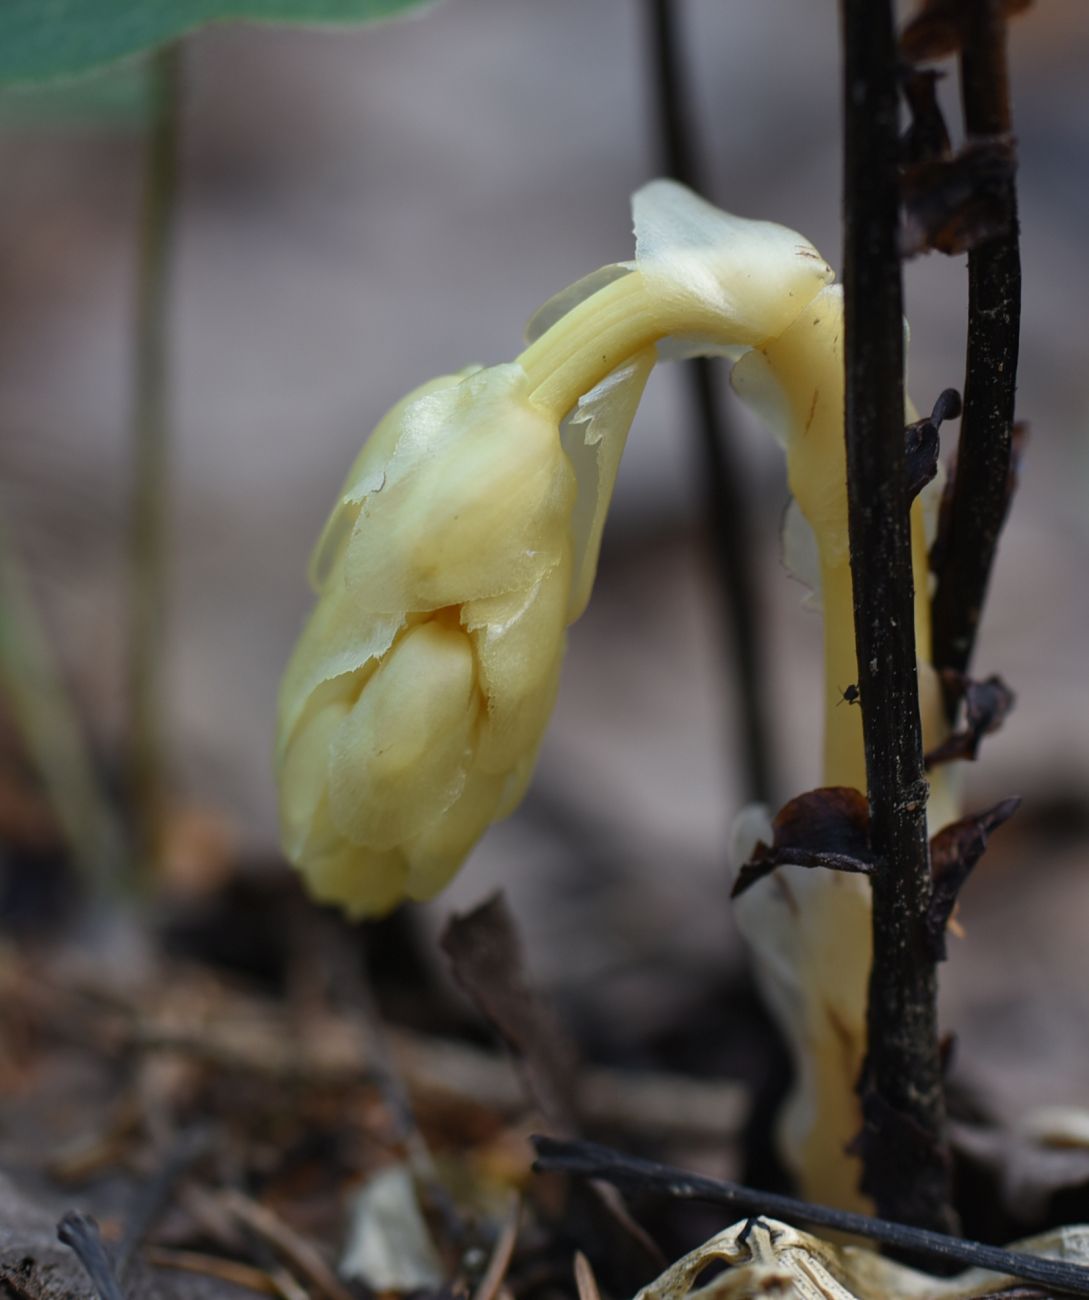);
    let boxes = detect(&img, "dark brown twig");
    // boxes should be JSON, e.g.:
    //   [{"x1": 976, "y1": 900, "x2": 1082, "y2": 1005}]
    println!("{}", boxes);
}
[
  {"x1": 840, "y1": 0, "x2": 953, "y2": 1230},
  {"x1": 530, "y1": 1137, "x2": 1089, "y2": 1297},
  {"x1": 929, "y1": 0, "x2": 1022, "y2": 712},
  {"x1": 646, "y1": 0, "x2": 774, "y2": 803}
]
